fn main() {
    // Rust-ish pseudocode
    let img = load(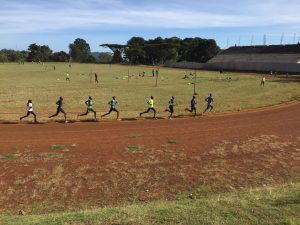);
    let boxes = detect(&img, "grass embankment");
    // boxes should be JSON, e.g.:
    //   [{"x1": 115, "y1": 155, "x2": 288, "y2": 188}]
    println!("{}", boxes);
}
[
  {"x1": 0, "y1": 63, "x2": 299, "y2": 121},
  {"x1": 0, "y1": 183, "x2": 299, "y2": 225}
]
